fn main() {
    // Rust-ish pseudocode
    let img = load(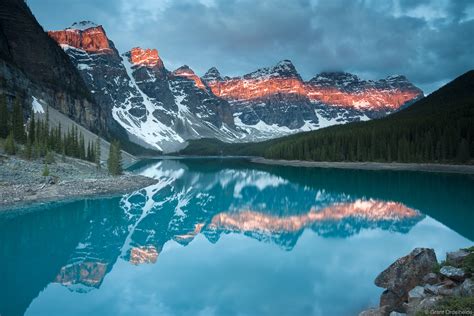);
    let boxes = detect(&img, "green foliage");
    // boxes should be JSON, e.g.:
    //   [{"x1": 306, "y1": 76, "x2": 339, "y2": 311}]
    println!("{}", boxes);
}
[
  {"x1": 42, "y1": 163, "x2": 50, "y2": 177},
  {"x1": 95, "y1": 136, "x2": 101, "y2": 169},
  {"x1": 45, "y1": 151, "x2": 55, "y2": 164},
  {"x1": 432, "y1": 260, "x2": 447, "y2": 274},
  {"x1": 24, "y1": 138, "x2": 32, "y2": 160},
  {"x1": 4, "y1": 132, "x2": 16, "y2": 155},
  {"x1": 107, "y1": 140, "x2": 123, "y2": 176},
  {"x1": 12, "y1": 98, "x2": 26, "y2": 144},
  {"x1": 462, "y1": 252, "x2": 474, "y2": 274},
  {"x1": 0, "y1": 94, "x2": 8, "y2": 138},
  {"x1": 435, "y1": 297, "x2": 474, "y2": 313},
  {"x1": 28, "y1": 110, "x2": 35, "y2": 144}
]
